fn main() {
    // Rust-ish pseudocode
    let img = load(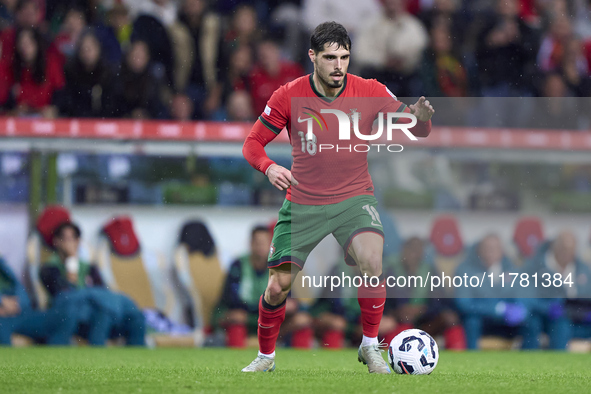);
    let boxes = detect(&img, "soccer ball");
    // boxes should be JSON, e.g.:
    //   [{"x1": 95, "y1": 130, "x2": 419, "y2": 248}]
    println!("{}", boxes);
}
[{"x1": 388, "y1": 329, "x2": 439, "y2": 375}]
